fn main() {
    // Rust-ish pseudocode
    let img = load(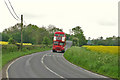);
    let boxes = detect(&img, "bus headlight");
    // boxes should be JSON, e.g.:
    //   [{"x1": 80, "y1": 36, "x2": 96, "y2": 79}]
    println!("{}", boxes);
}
[
  {"x1": 62, "y1": 37, "x2": 65, "y2": 41},
  {"x1": 54, "y1": 36, "x2": 56, "y2": 41}
]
